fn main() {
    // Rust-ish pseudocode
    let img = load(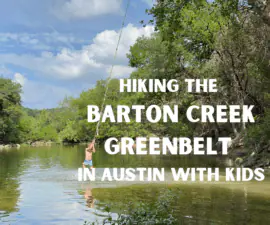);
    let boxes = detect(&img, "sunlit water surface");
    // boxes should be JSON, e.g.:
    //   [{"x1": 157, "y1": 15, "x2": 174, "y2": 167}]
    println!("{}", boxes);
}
[{"x1": 0, "y1": 145, "x2": 269, "y2": 225}]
